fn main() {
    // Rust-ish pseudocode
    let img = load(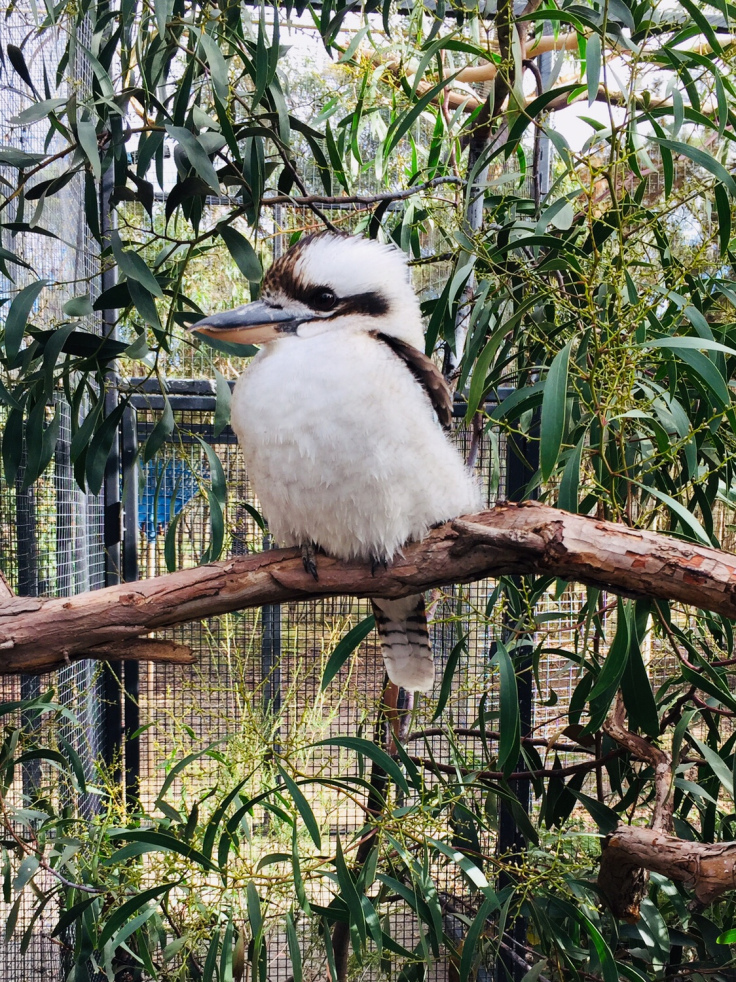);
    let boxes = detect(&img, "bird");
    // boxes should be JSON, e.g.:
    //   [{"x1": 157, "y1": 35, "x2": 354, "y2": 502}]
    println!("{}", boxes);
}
[{"x1": 190, "y1": 232, "x2": 482, "y2": 692}]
